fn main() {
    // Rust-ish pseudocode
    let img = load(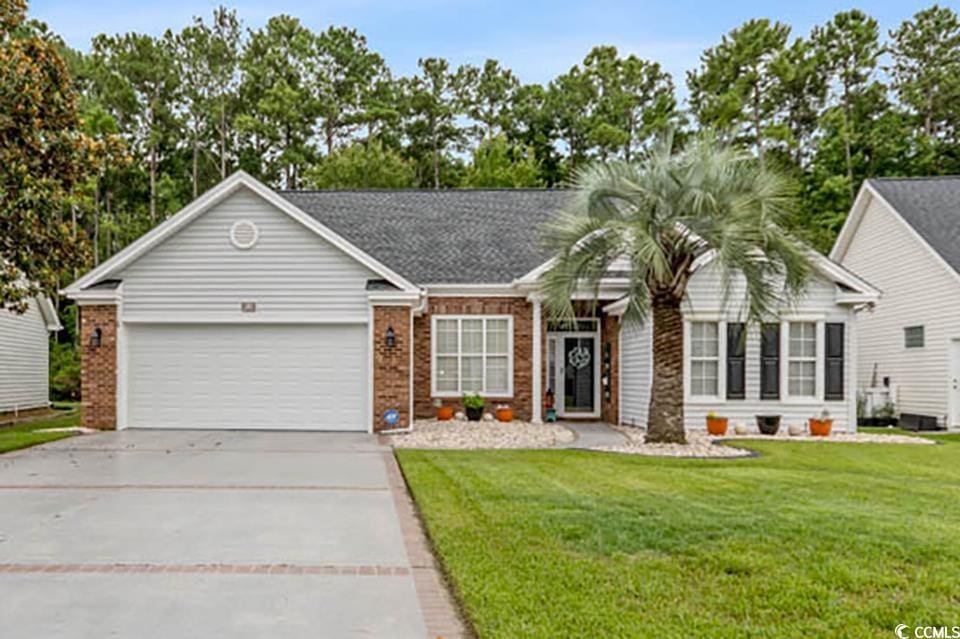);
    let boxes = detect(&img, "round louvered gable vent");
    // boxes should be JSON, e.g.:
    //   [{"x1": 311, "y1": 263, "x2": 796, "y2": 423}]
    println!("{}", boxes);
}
[{"x1": 229, "y1": 220, "x2": 259, "y2": 249}]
